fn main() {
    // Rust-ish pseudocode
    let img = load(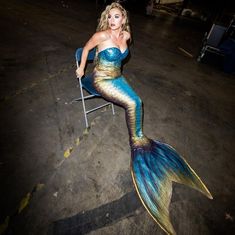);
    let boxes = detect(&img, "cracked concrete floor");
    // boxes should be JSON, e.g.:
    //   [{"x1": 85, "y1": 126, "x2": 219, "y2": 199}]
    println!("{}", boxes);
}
[{"x1": 0, "y1": 0, "x2": 235, "y2": 234}]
